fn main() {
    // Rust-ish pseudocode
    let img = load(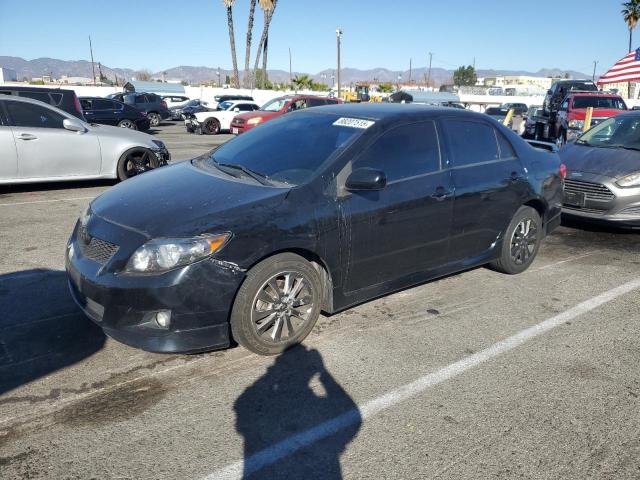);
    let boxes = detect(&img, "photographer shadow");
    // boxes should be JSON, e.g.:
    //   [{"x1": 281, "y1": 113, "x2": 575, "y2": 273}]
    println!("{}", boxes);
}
[
  {"x1": 0, "y1": 269, "x2": 105, "y2": 395},
  {"x1": 235, "y1": 345, "x2": 361, "y2": 479}
]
